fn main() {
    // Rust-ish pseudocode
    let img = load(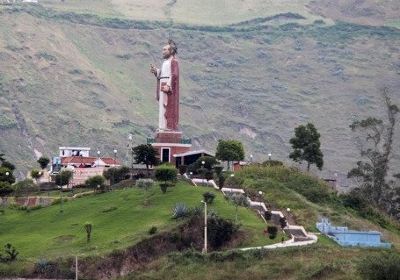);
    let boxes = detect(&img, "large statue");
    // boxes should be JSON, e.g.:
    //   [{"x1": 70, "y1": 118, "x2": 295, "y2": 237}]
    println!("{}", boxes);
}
[{"x1": 150, "y1": 40, "x2": 180, "y2": 131}]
